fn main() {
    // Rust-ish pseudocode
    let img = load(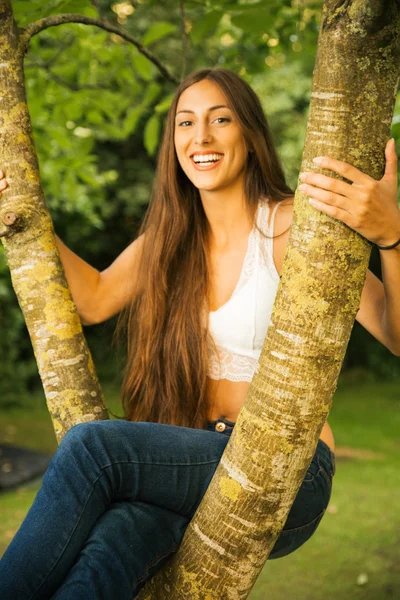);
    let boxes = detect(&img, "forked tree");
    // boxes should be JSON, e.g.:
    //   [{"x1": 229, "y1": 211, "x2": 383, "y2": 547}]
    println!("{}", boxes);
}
[{"x1": 0, "y1": 1, "x2": 399, "y2": 599}]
